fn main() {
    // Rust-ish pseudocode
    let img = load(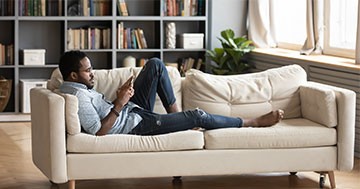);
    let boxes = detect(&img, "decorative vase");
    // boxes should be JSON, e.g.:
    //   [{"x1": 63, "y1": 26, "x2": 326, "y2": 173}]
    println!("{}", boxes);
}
[
  {"x1": 123, "y1": 56, "x2": 136, "y2": 67},
  {"x1": 0, "y1": 76, "x2": 12, "y2": 112},
  {"x1": 165, "y1": 22, "x2": 176, "y2": 49}
]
